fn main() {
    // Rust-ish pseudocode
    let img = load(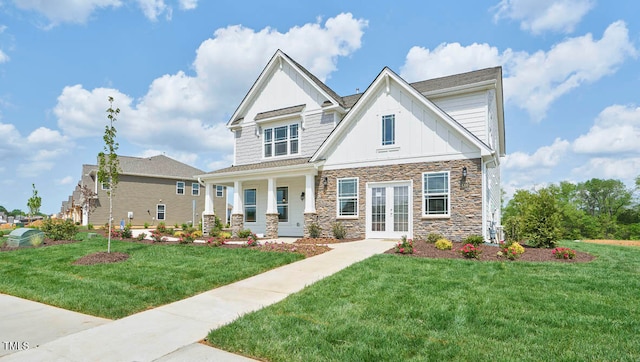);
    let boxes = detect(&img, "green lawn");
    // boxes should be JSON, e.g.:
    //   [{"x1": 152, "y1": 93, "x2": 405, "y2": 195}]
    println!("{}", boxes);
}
[
  {"x1": 0, "y1": 234, "x2": 302, "y2": 319},
  {"x1": 208, "y1": 241, "x2": 640, "y2": 361}
]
